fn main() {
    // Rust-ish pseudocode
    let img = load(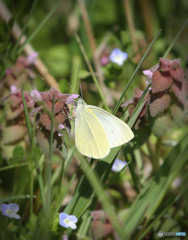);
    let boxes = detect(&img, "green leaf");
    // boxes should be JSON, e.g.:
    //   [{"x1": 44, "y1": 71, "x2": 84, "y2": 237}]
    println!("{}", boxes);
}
[
  {"x1": 122, "y1": 133, "x2": 188, "y2": 239},
  {"x1": 9, "y1": 145, "x2": 24, "y2": 164}
]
